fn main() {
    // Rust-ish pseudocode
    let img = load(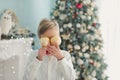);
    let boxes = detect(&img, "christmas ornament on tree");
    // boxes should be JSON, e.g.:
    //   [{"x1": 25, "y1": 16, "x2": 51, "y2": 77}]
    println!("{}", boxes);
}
[
  {"x1": 76, "y1": 3, "x2": 83, "y2": 9},
  {"x1": 92, "y1": 23, "x2": 97, "y2": 27},
  {"x1": 59, "y1": 1, "x2": 65, "y2": 11},
  {"x1": 74, "y1": 44, "x2": 80, "y2": 50},
  {"x1": 53, "y1": 10, "x2": 59, "y2": 16},
  {"x1": 67, "y1": 44, "x2": 73, "y2": 52},
  {"x1": 76, "y1": 23, "x2": 81, "y2": 28},
  {"x1": 73, "y1": 13, "x2": 77, "y2": 19}
]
